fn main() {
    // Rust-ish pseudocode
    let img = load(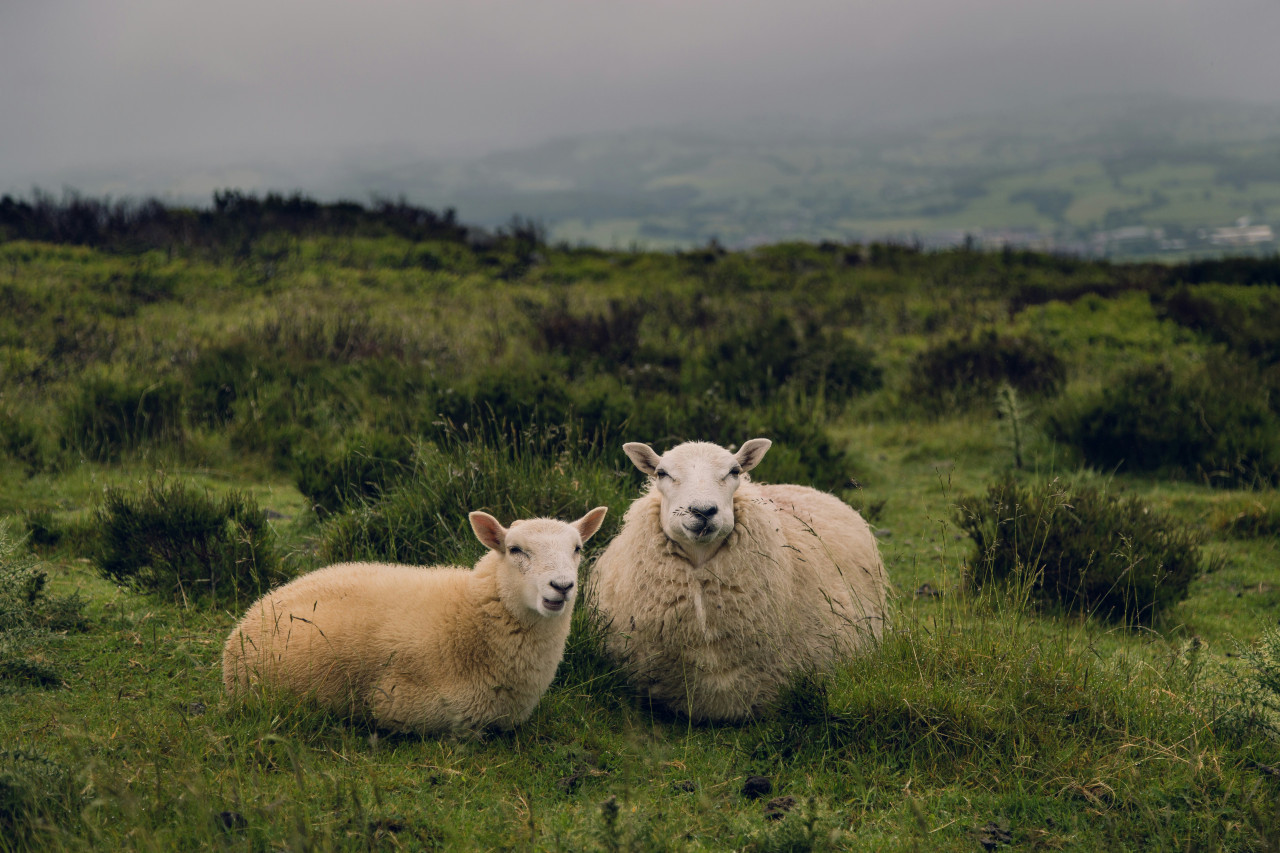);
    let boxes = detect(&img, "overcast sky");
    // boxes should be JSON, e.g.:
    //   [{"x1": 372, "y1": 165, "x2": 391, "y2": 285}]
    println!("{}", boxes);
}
[{"x1": 3, "y1": 0, "x2": 1279, "y2": 195}]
